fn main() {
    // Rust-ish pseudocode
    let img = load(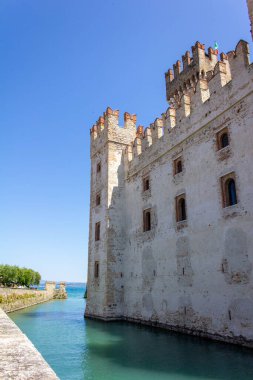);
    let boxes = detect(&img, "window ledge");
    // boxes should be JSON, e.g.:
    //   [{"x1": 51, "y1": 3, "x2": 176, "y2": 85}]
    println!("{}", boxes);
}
[
  {"x1": 222, "y1": 203, "x2": 241, "y2": 218},
  {"x1": 217, "y1": 146, "x2": 231, "y2": 161},
  {"x1": 142, "y1": 189, "x2": 151, "y2": 199},
  {"x1": 140, "y1": 228, "x2": 156, "y2": 241},
  {"x1": 173, "y1": 171, "x2": 184, "y2": 184},
  {"x1": 176, "y1": 220, "x2": 188, "y2": 230}
]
